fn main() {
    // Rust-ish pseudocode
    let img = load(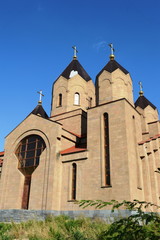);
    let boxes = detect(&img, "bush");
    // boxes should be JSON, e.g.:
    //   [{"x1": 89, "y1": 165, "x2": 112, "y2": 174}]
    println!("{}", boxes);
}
[{"x1": 78, "y1": 199, "x2": 160, "y2": 240}]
